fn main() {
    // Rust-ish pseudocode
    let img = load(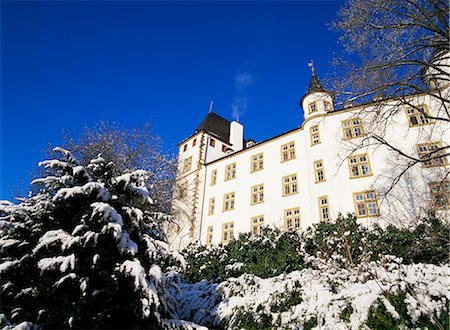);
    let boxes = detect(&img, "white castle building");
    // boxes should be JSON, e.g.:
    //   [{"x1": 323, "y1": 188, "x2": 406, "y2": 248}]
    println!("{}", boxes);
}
[{"x1": 170, "y1": 57, "x2": 449, "y2": 249}]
